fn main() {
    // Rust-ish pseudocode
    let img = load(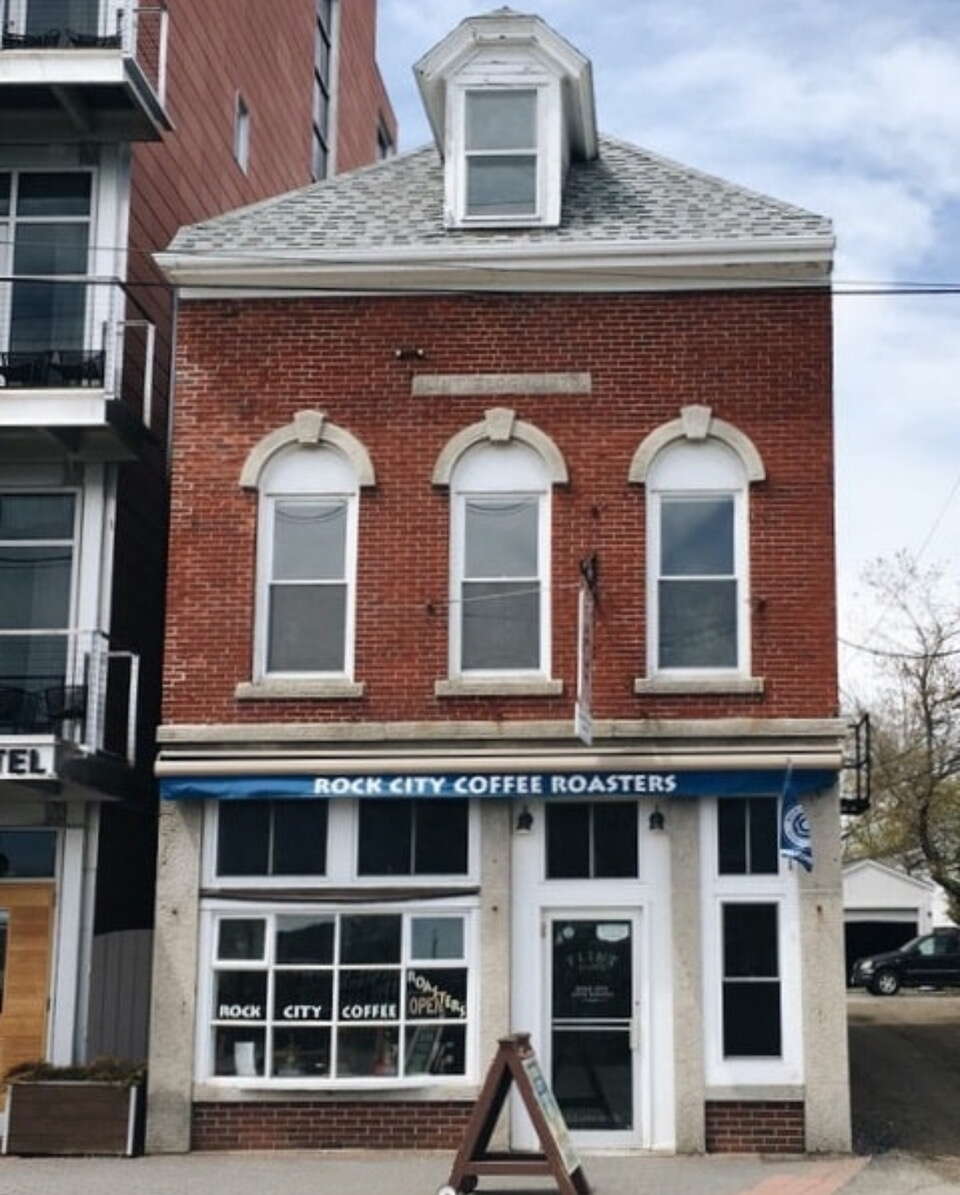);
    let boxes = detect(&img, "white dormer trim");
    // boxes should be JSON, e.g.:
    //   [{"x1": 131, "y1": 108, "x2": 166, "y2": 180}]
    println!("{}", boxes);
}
[
  {"x1": 414, "y1": 10, "x2": 598, "y2": 230},
  {"x1": 414, "y1": 11, "x2": 597, "y2": 163}
]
